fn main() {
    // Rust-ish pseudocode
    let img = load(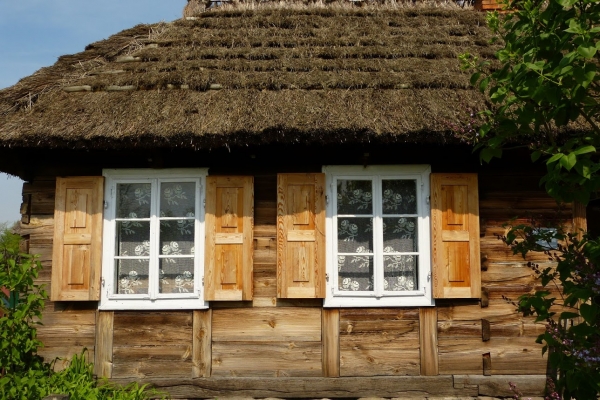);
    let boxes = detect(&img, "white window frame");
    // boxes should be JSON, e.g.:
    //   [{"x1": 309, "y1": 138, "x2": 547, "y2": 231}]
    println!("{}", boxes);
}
[
  {"x1": 100, "y1": 169, "x2": 209, "y2": 310},
  {"x1": 323, "y1": 165, "x2": 434, "y2": 308}
]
